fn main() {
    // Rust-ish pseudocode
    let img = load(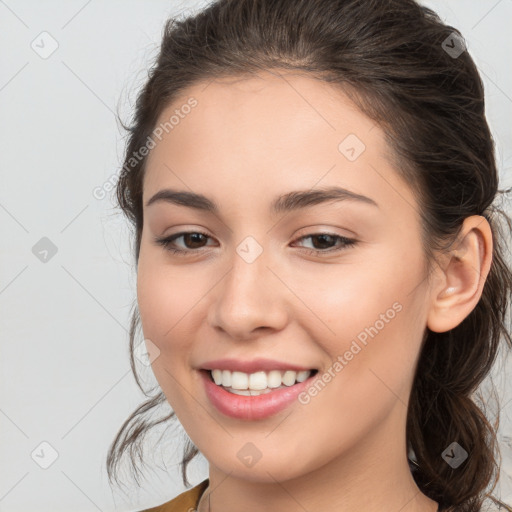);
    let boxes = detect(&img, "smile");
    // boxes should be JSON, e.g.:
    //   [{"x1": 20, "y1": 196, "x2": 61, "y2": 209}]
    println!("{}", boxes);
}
[
  {"x1": 209, "y1": 368, "x2": 315, "y2": 395},
  {"x1": 199, "y1": 369, "x2": 319, "y2": 420}
]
